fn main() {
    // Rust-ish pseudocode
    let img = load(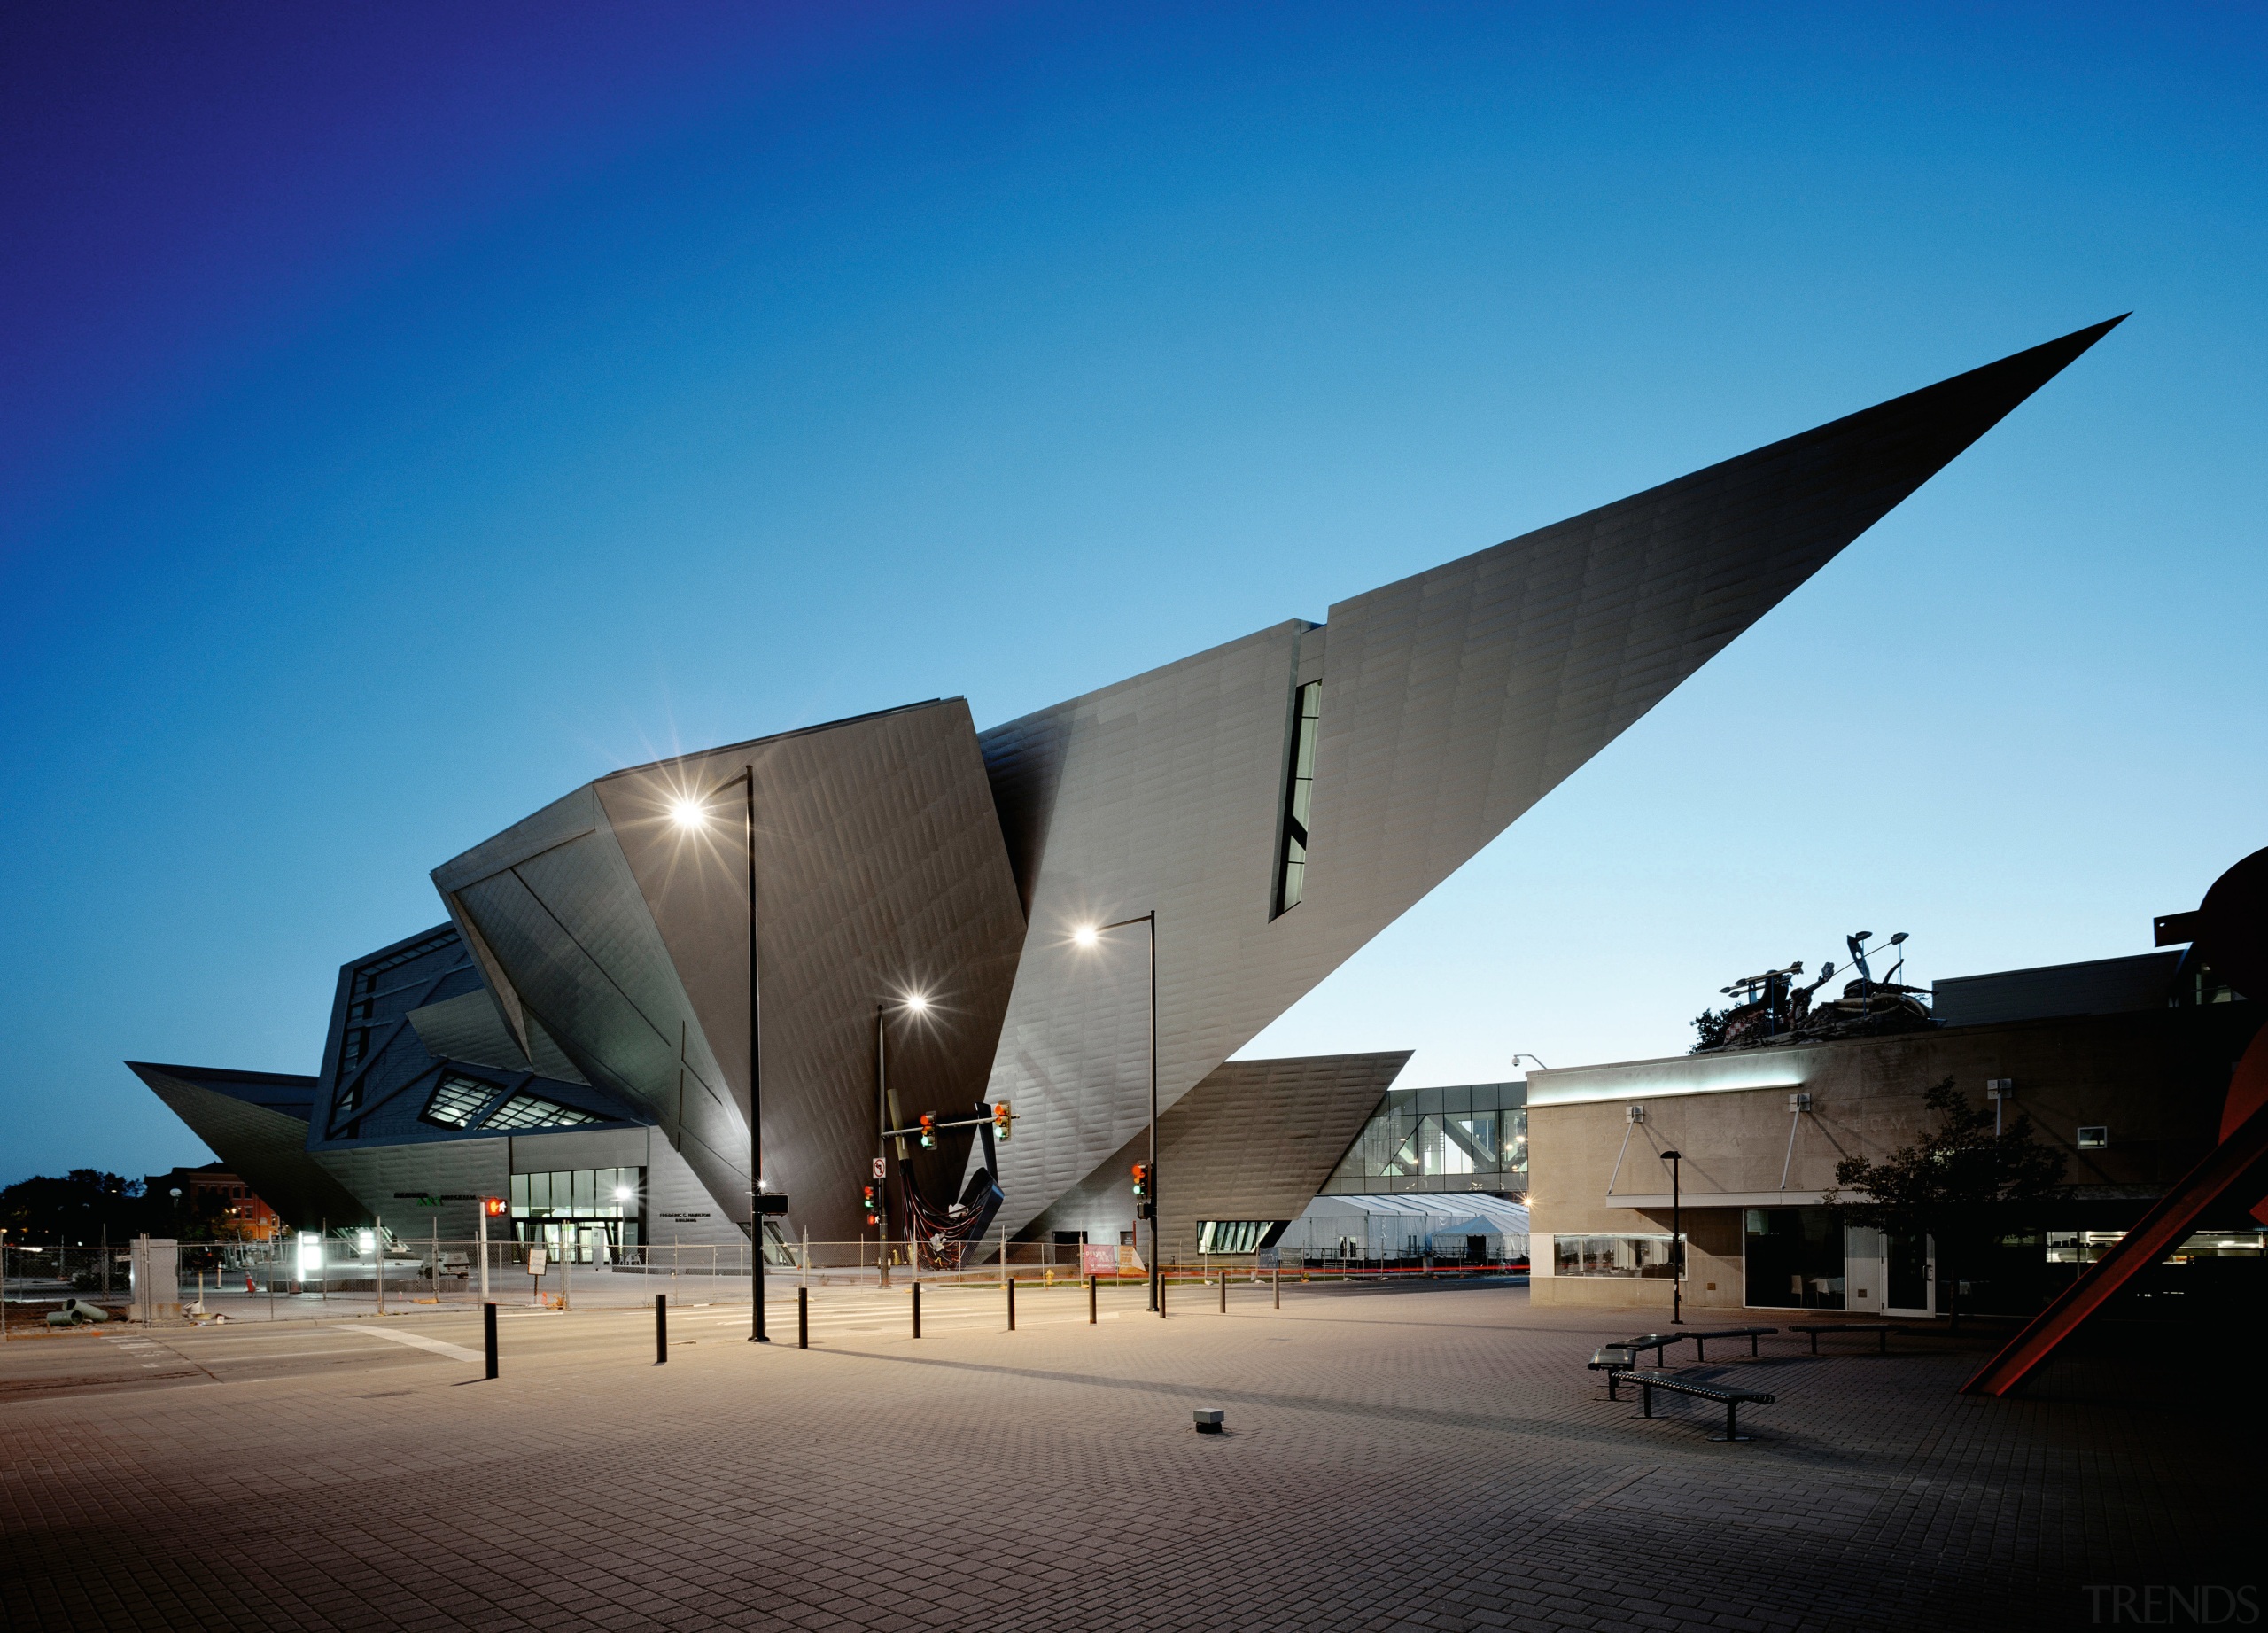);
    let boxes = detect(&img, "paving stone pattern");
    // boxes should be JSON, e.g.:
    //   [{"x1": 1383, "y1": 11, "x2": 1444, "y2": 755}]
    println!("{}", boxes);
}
[{"x1": 0, "y1": 1283, "x2": 2244, "y2": 1632}]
